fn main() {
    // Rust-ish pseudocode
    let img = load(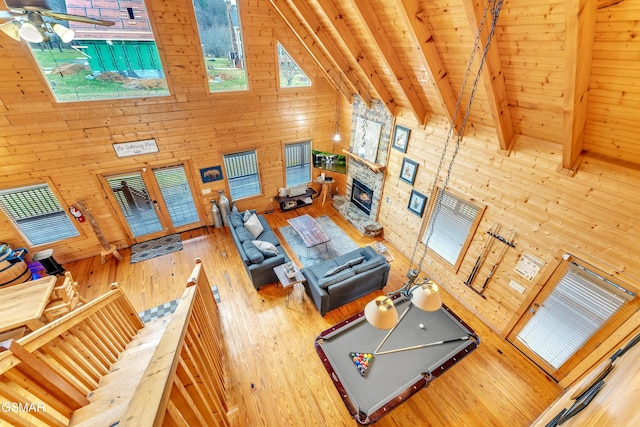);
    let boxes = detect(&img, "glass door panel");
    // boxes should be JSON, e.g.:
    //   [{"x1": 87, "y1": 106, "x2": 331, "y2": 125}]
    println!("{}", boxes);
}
[
  {"x1": 105, "y1": 172, "x2": 163, "y2": 238},
  {"x1": 152, "y1": 165, "x2": 199, "y2": 228}
]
